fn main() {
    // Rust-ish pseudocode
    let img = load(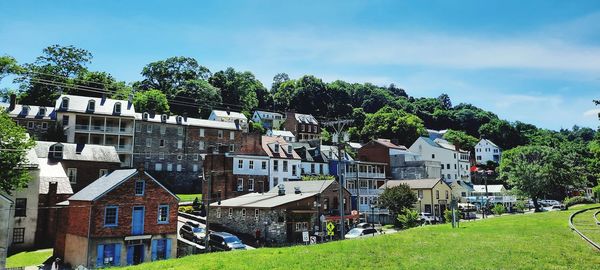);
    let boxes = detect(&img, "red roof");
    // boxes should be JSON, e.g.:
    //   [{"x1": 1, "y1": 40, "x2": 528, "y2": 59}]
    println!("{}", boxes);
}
[{"x1": 374, "y1": 139, "x2": 407, "y2": 150}]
